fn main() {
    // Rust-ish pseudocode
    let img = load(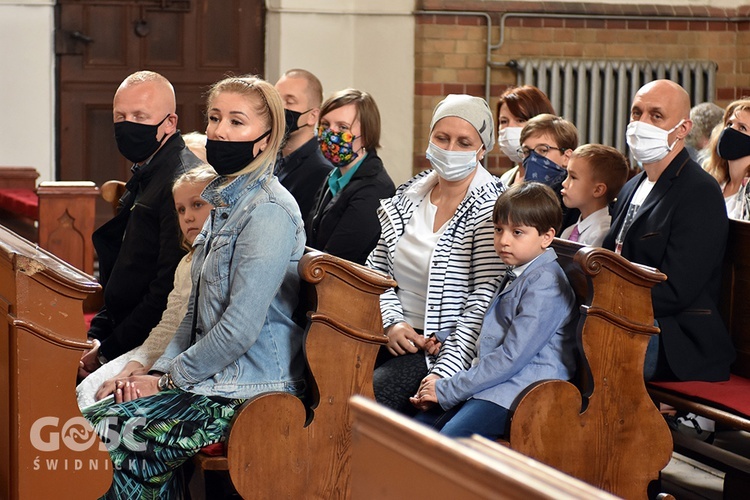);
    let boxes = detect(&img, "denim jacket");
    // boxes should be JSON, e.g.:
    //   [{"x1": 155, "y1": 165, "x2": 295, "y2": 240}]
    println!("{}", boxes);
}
[{"x1": 151, "y1": 165, "x2": 307, "y2": 399}]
